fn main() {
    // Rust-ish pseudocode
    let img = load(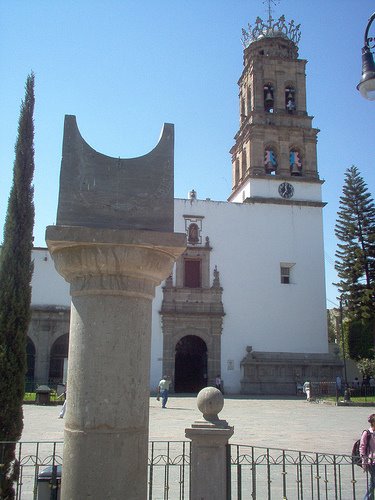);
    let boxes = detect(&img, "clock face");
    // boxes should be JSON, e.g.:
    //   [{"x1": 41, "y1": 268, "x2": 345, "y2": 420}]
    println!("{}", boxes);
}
[{"x1": 278, "y1": 182, "x2": 294, "y2": 199}]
